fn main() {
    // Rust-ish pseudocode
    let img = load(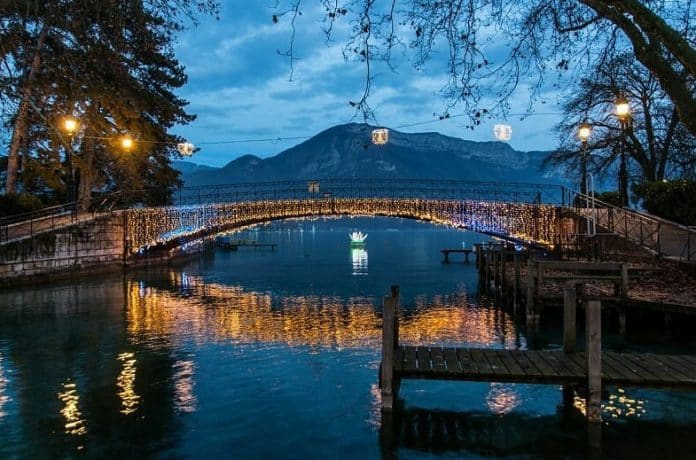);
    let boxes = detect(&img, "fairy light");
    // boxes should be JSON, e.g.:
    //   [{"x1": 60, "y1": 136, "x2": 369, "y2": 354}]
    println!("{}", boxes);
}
[{"x1": 125, "y1": 198, "x2": 558, "y2": 256}]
